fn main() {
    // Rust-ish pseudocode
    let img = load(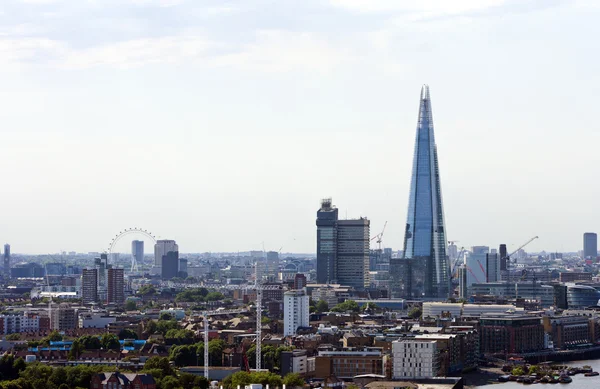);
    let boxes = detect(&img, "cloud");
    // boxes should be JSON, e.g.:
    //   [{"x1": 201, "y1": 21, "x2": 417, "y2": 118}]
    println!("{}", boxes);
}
[{"x1": 329, "y1": 0, "x2": 508, "y2": 15}]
